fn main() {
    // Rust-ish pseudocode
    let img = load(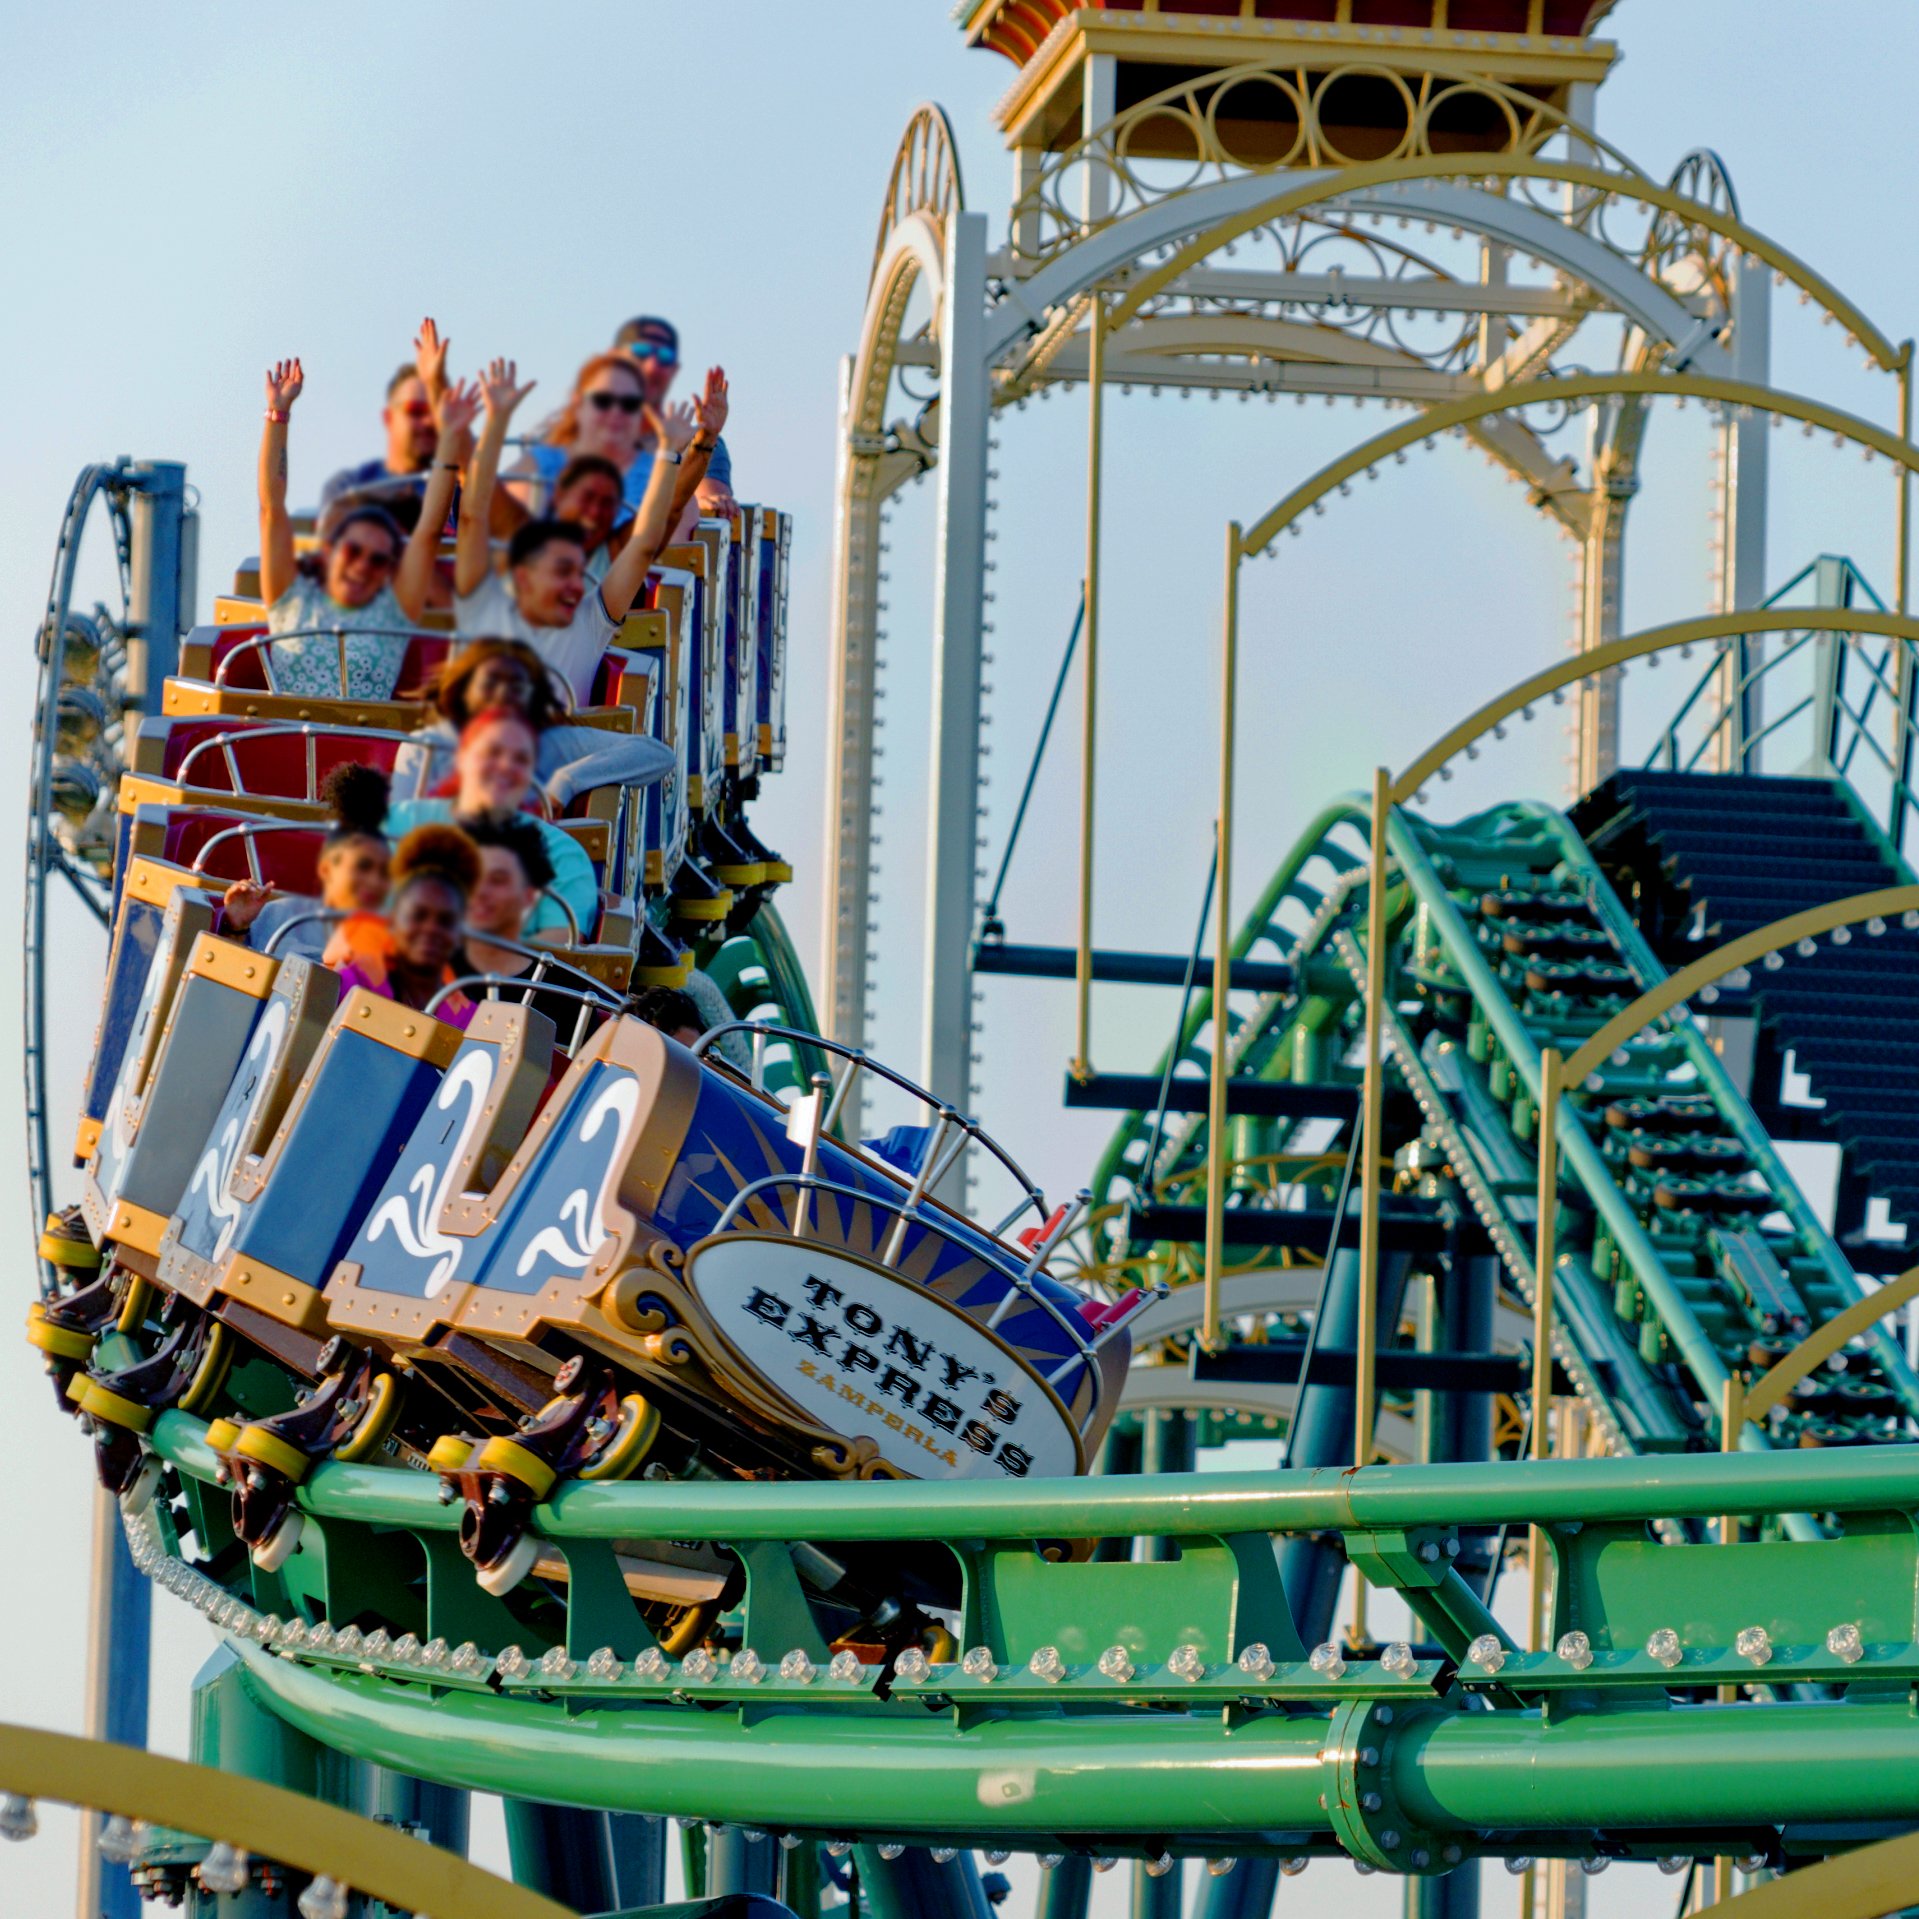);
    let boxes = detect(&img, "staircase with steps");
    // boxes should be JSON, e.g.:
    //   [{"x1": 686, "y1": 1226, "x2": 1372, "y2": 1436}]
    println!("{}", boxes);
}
[{"x1": 1573, "y1": 768, "x2": 1919, "y2": 1246}]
